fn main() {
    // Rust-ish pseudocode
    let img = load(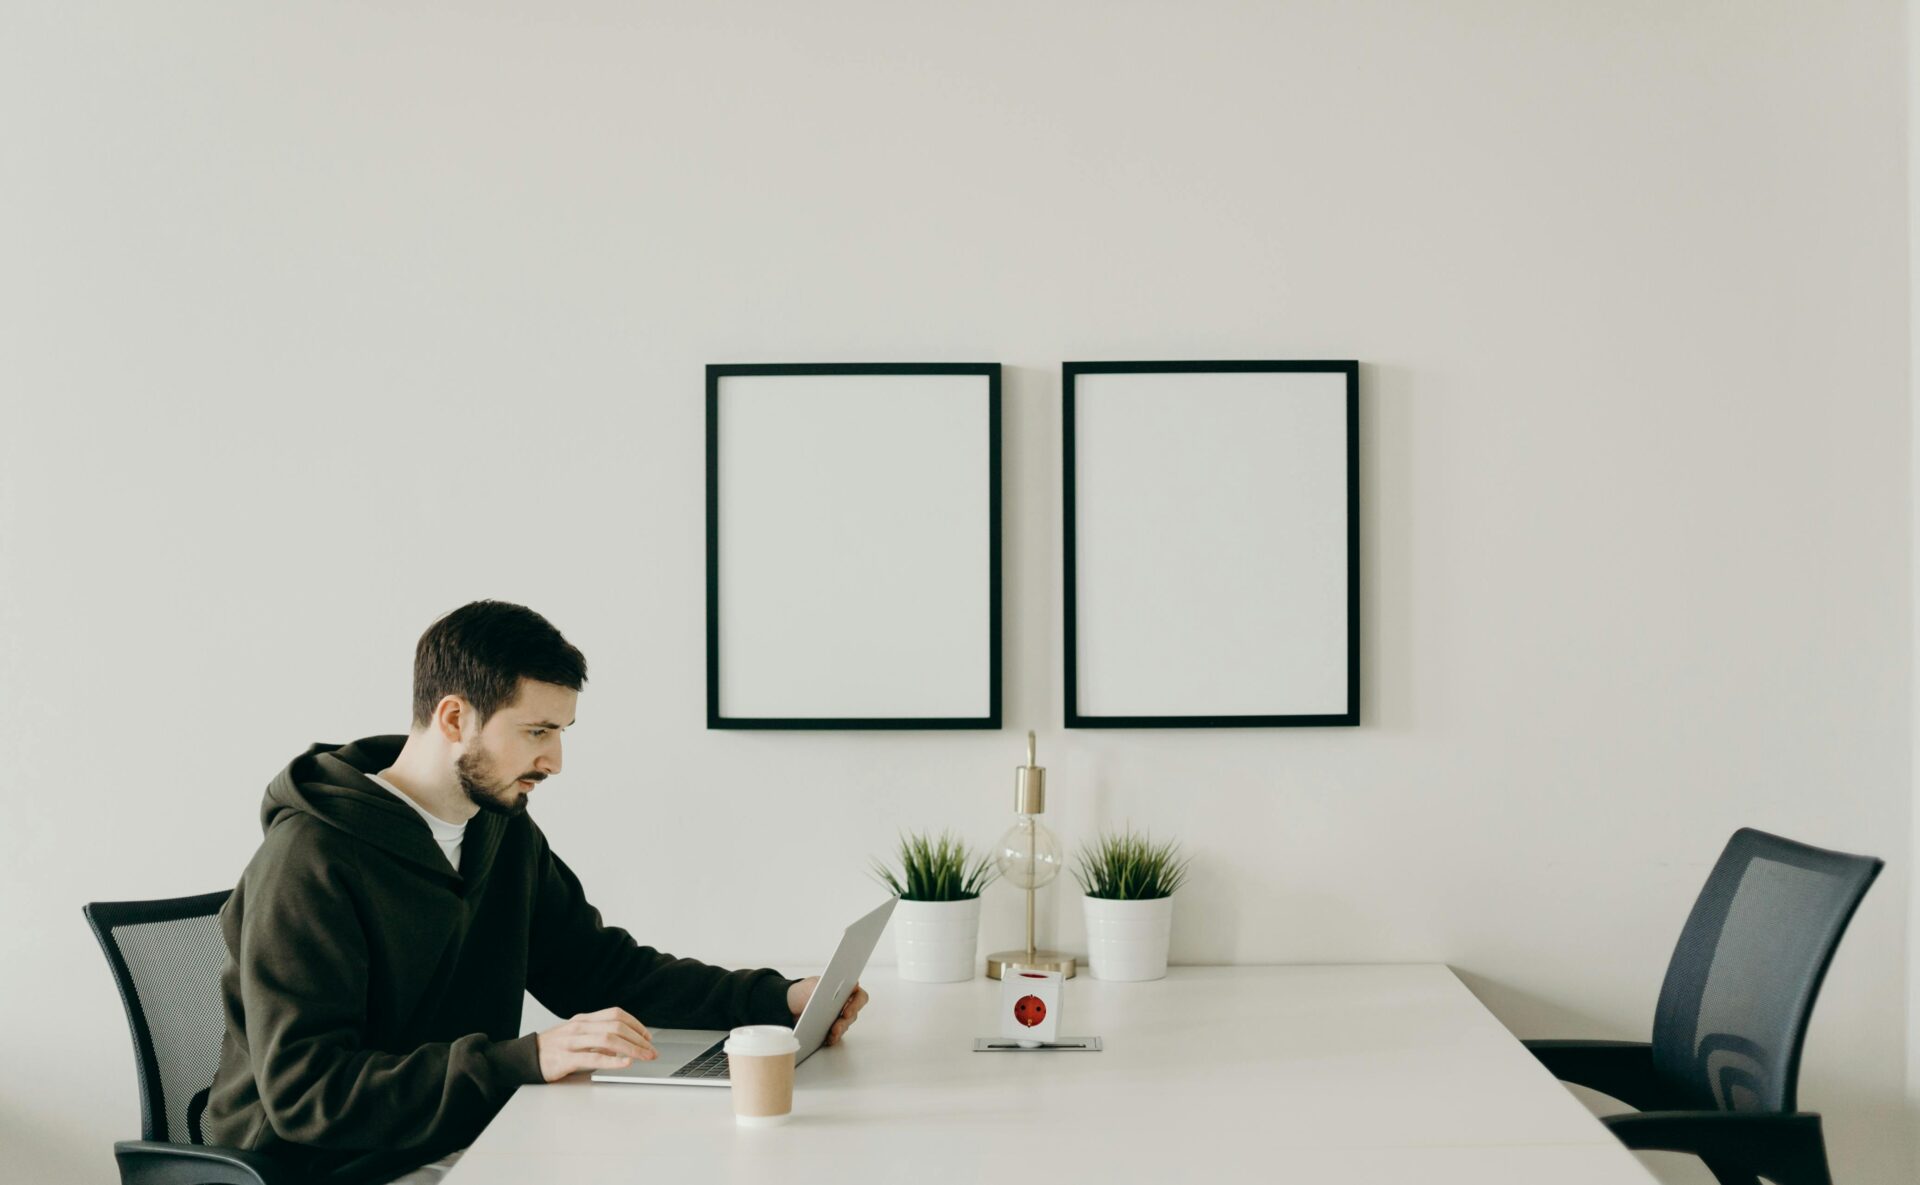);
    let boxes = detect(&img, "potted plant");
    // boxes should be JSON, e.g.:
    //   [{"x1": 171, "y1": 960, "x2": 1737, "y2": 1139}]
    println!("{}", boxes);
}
[
  {"x1": 1073, "y1": 828, "x2": 1191, "y2": 981},
  {"x1": 872, "y1": 831, "x2": 998, "y2": 982}
]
